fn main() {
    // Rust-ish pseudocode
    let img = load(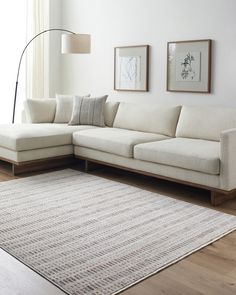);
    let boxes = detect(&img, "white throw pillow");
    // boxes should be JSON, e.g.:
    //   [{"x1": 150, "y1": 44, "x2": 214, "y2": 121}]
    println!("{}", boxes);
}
[
  {"x1": 24, "y1": 99, "x2": 56, "y2": 123},
  {"x1": 54, "y1": 94, "x2": 90, "y2": 123},
  {"x1": 69, "y1": 95, "x2": 108, "y2": 126}
]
